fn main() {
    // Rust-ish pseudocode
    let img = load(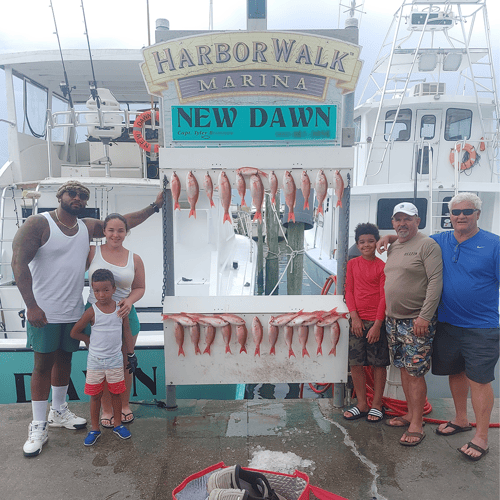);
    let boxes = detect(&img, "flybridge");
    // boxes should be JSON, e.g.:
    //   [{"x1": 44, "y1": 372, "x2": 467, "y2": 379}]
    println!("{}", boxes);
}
[{"x1": 152, "y1": 38, "x2": 351, "y2": 74}]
